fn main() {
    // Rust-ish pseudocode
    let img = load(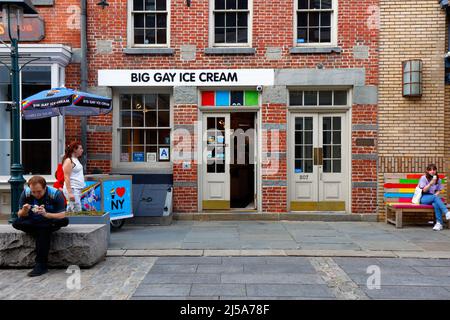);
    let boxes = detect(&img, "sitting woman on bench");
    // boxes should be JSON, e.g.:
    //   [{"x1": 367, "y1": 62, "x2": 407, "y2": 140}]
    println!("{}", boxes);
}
[{"x1": 419, "y1": 164, "x2": 450, "y2": 231}]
